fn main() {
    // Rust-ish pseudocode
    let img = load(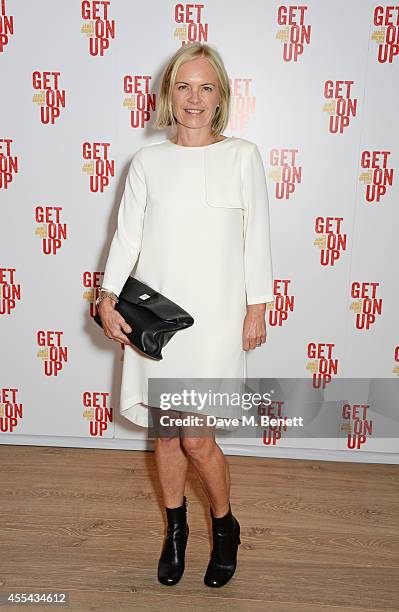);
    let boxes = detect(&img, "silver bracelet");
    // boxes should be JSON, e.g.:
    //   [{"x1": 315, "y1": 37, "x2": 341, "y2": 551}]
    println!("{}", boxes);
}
[{"x1": 95, "y1": 288, "x2": 119, "y2": 307}]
